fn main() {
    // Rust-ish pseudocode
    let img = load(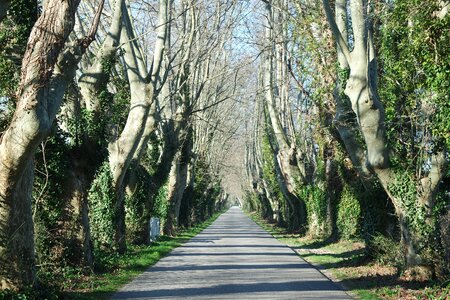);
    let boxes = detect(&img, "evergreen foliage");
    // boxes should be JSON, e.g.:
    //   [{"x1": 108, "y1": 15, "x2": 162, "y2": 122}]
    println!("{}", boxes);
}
[
  {"x1": 33, "y1": 129, "x2": 73, "y2": 272},
  {"x1": 88, "y1": 162, "x2": 117, "y2": 251},
  {"x1": 0, "y1": 0, "x2": 38, "y2": 130},
  {"x1": 125, "y1": 166, "x2": 153, "y2": 244},
  {"x1": 336, "y1": 185, "x2": 361, "y2": 240}
]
